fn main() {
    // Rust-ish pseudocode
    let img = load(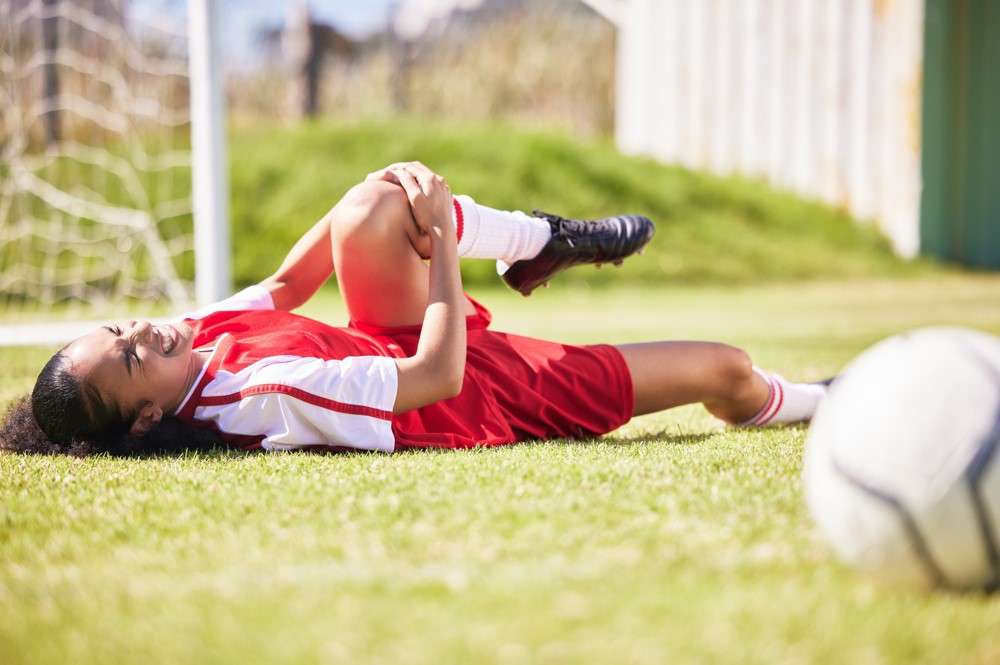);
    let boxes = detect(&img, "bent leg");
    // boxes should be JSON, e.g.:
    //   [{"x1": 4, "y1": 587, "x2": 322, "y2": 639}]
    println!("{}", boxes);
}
[
  {"x1": 616, "y1": 342, "x2": 769, "y2": 423},
  {"x1": 329, "y1": 180, "x2": 475, "y2": 327}
]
